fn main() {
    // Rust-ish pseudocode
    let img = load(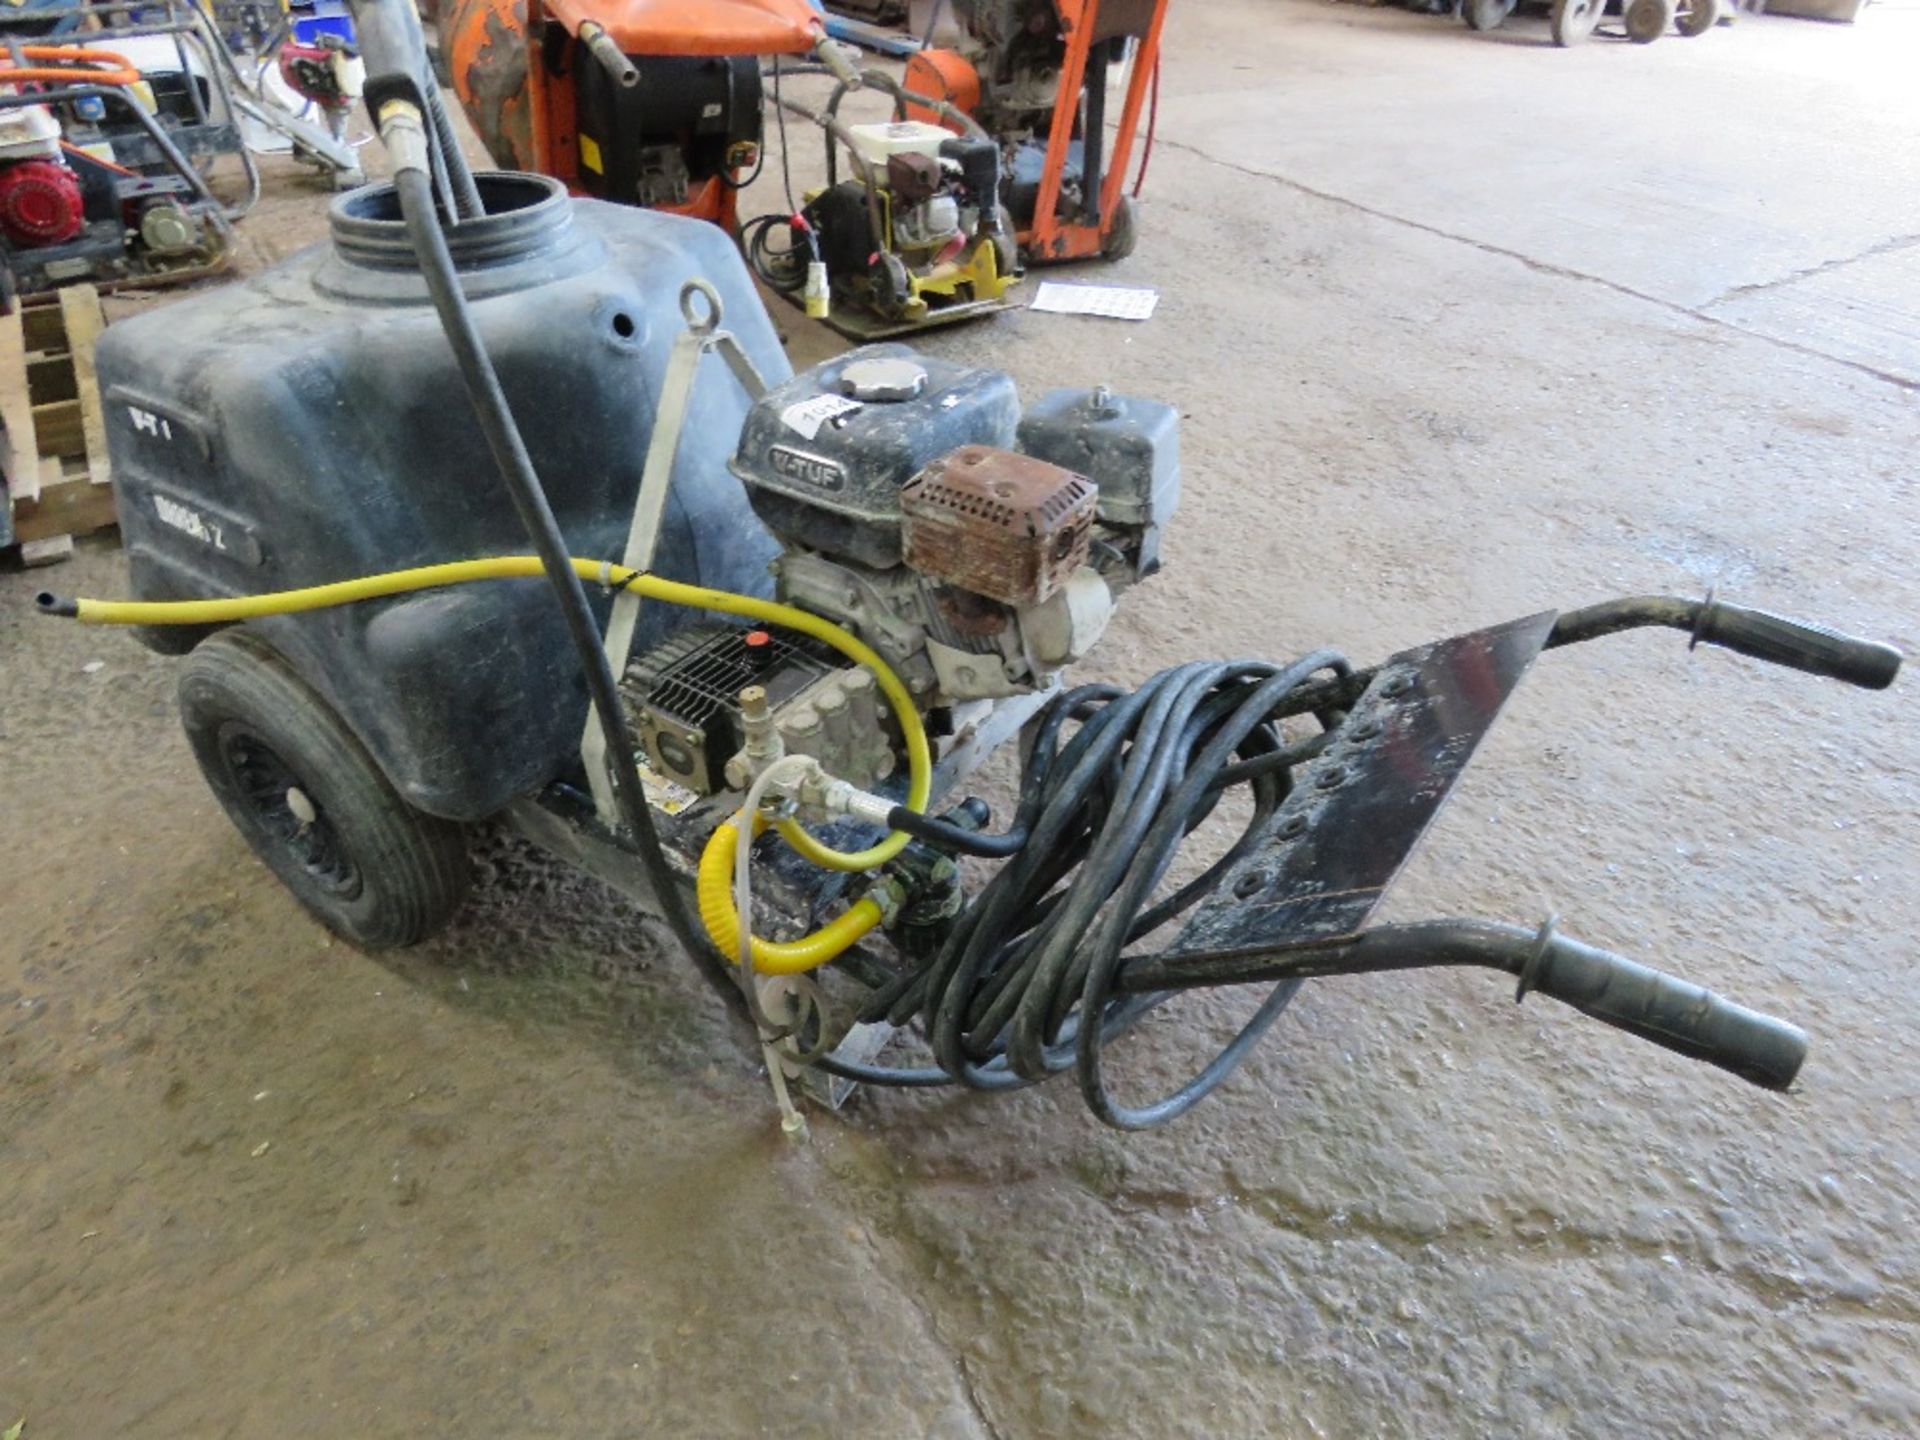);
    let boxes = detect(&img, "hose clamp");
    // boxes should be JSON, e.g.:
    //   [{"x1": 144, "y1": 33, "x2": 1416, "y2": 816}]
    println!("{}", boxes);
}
[
  {"x1": 1515, "y1": 913, "x2": 1557, "y2": 1004},
  {"x1": 1688, "y1": 585, "x2": 1718, "y2": 652}
]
